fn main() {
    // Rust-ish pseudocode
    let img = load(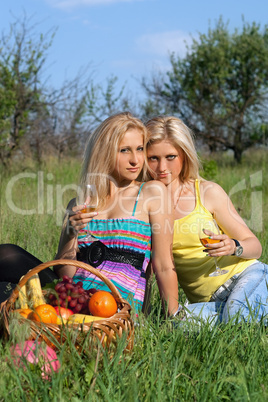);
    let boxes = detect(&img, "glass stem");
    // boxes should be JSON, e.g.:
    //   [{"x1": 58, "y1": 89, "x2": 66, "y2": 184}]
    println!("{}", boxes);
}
[{"x1": 213, "y1": 257, "x2": 221, "y2": 273}]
